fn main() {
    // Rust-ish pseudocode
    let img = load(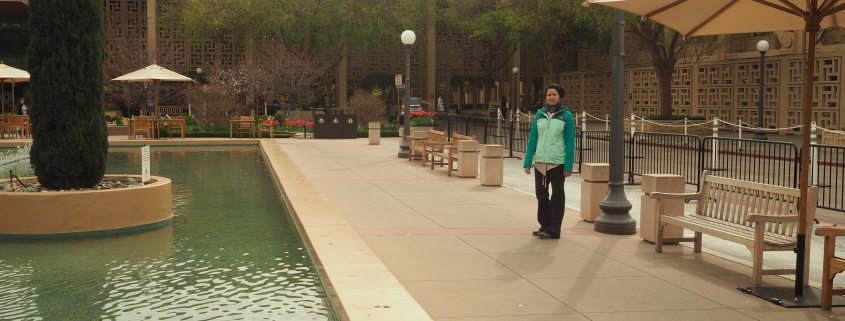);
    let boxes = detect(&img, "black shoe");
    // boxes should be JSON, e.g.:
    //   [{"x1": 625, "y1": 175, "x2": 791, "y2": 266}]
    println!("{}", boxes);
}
[
  {"x1": 532, "y1": 230, "x2": 544, "y2": 236},
  {"x1": 537, "y1": 232, "x2": 560, "y2": 239}
]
